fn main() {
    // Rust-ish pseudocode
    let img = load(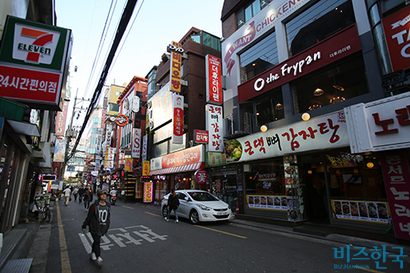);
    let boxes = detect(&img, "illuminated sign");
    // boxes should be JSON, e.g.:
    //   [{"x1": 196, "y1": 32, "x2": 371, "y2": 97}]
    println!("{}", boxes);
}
[
  {"x1": 169, "y1": 41, "x2": 182, "y2": 93},
  {"x1": 205, "y1": 55, "x2": 222, "y2": 104}
]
